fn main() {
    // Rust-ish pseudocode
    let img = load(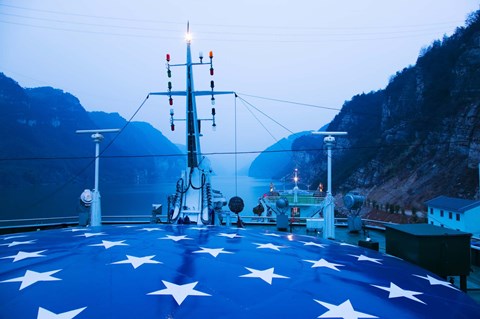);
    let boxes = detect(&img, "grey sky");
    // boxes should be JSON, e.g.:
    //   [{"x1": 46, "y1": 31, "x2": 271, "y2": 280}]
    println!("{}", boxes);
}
[{"x1": 1, "y1": 0, "x2": 478, "y2": 173}]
